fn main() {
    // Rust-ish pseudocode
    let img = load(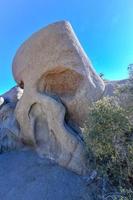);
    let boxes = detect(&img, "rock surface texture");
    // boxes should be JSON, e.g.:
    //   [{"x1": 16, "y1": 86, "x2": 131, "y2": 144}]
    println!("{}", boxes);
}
[
  {"x1": 12, "y1": 21, "x2": 105, "y2": 127},
  {"x1": 0, "y1": 87, "x2": 23, "y2": 153},
  {"x1": 0, "y1": 20, "x2": 129, "y2": 200},
  {"x1": 11, "y1": 21, "x2": 105, "y2": 175},
  {"x1": 103, "y1": 79, "x2": 128, "y2": 97},
  {"x1": 0, "y1": 149, "x2": 92, "y2": 200}
]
